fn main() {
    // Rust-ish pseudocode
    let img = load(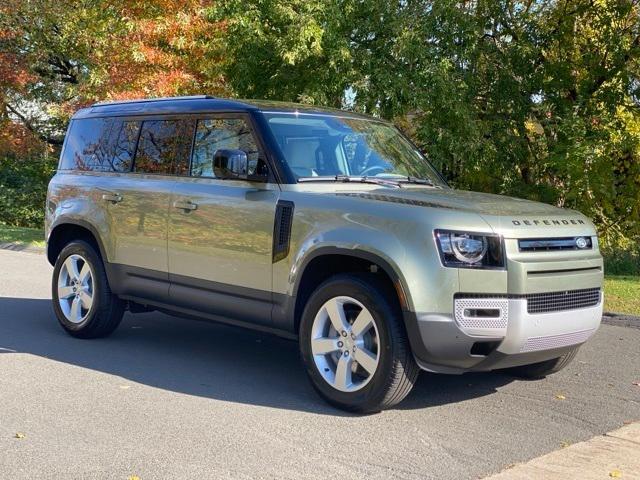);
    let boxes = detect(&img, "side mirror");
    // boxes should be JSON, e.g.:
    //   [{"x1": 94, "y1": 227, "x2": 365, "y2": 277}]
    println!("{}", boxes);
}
[{"x1": 213, "y1": 149, "x2": 248, "y2": 180}]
